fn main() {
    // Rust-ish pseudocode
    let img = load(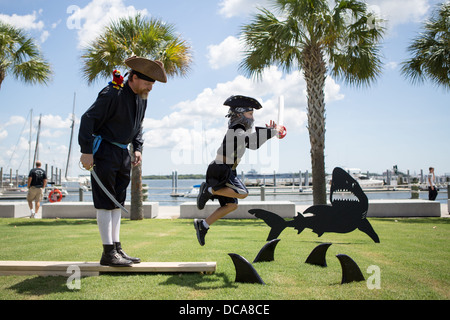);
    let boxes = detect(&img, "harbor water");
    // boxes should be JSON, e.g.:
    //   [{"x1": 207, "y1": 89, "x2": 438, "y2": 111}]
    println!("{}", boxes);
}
[{"x1": 32, "y1": 179, "x2": 449, "y2": 206}]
